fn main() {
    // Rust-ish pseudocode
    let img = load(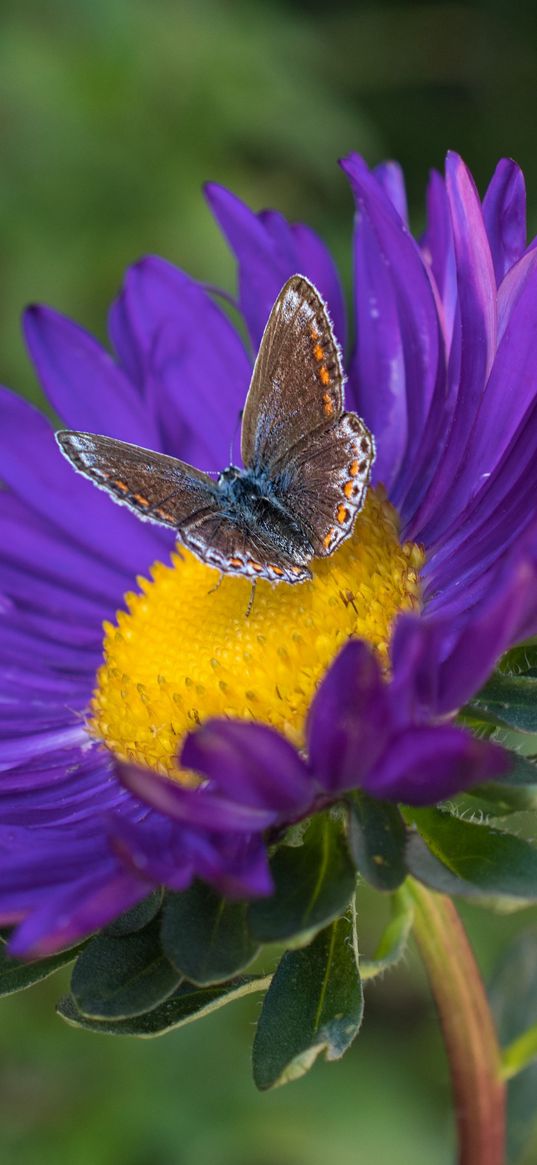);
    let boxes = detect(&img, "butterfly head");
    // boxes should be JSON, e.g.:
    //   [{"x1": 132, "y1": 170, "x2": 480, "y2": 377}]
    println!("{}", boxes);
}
[{"x1": 217, "y1": 464, "x2": 242, "y2": 487}]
